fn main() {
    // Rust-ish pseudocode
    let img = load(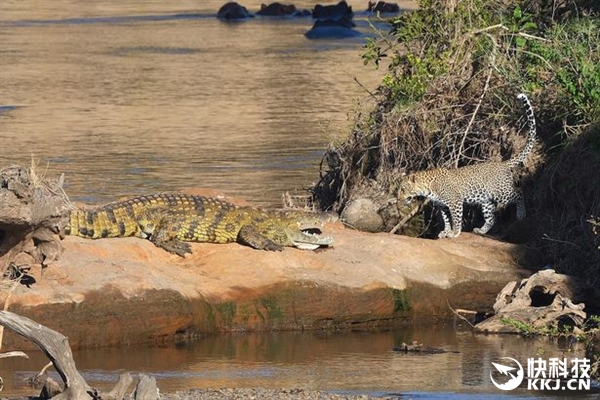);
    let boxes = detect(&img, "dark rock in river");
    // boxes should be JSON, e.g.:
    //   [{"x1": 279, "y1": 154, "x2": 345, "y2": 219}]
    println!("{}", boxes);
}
[
  {"x1": 217, "y1": 2, "x2": 254, "y2": 20},
  {"x1": 312, "y1": 1, "x2": 353, "y2": 21},
  {"x1": 367, "y1": 1, "x2": 401, "y2": 13}
]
